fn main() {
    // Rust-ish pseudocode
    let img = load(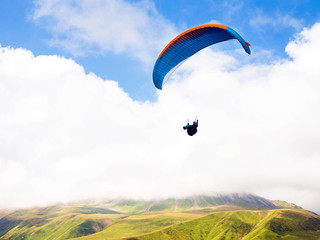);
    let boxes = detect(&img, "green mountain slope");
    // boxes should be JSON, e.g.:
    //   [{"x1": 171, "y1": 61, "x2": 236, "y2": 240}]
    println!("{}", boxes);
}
[
  {"x1": 71, "y1": 211, "x2": 201, "y2": 240},
  {"x1": 109, "y1": 193, "x2": 282, "y2": 214},
  {"x1": 133, "y1": 209, "x2": 320, "y2": 240},
  {"x1": 0, "y1": 193, "x2": 317, "y2": 240},
  {"x1": 272, "y1": 200, "x2": 303, "y2": 210},
  {"x1": 0, "y1": 203, "x2": 125, "y2": 240}
]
